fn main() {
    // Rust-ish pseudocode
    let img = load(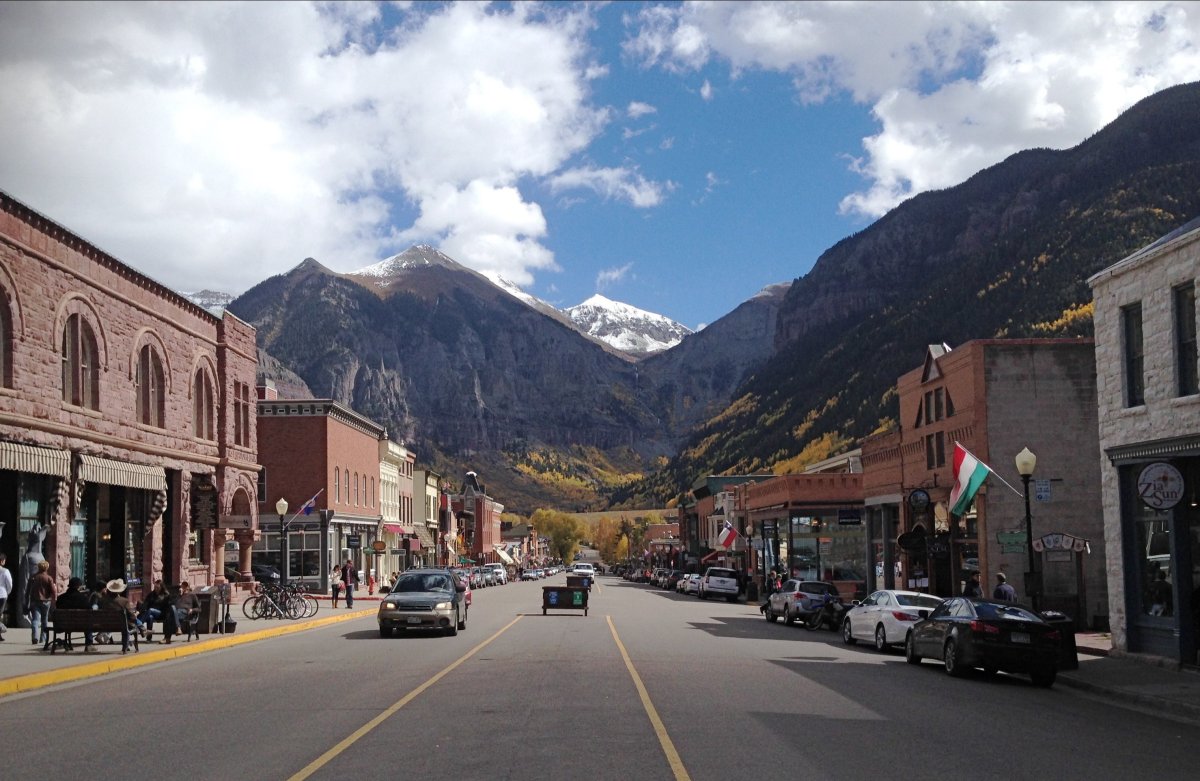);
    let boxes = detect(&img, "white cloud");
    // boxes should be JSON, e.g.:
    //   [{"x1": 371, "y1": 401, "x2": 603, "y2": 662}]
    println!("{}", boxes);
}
[
  {"x1": 699, "y1": 79, "x2": 713, "y2": 100},
  {"x1": 548, "y1": 166, "x2": 669, "y2": 208},
  {"x1": 0, "y1": 1, "x2": 609, "y2": 293},
  {"x1": 626, "y1": 1, "x2": 1200, "y2": 217},
  {"x1": 627, "y1": 100, "x2": 657, "y2": 118},
  {"x1": 596, "y1": 263, "x2": 633, "y2": 290}
]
